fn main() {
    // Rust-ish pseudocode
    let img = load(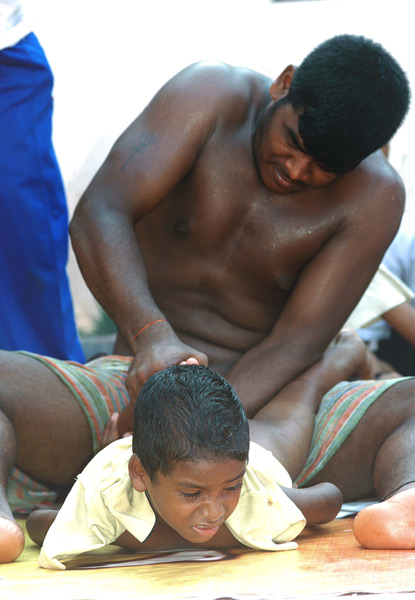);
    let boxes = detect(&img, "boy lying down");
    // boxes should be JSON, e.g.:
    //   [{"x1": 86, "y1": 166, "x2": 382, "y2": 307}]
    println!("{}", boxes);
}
[{"x1": 27, "y1": 332, "x2": 415, "y2": 569}]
